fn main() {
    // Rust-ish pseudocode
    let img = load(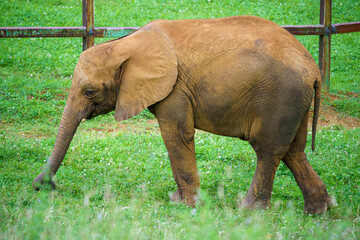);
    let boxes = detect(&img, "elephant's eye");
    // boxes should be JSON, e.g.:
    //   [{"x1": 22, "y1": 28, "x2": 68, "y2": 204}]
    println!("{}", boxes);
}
[{"x1": 84, "y1": 90, "x2": 96, "y2": 98}]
